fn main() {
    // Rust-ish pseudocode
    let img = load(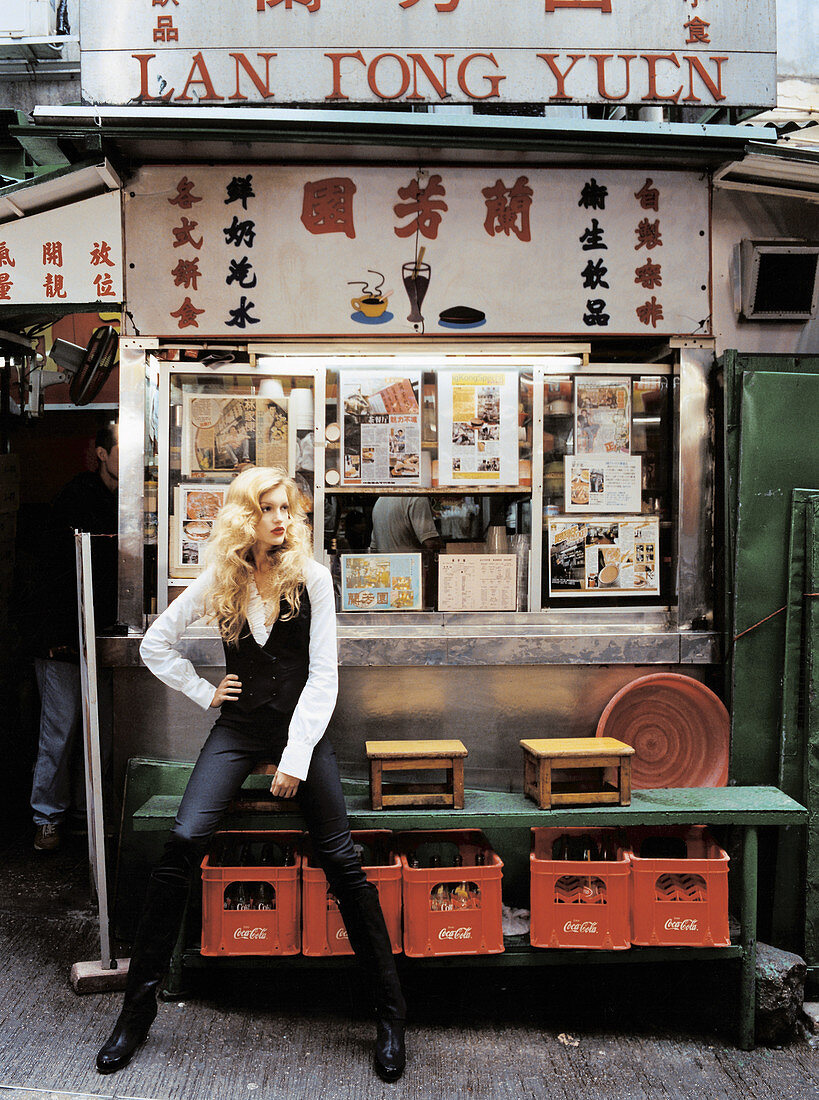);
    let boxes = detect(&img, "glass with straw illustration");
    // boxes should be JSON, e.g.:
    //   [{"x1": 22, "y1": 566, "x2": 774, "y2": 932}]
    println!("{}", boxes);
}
[{"x1": 402, "y1": 247, "x2": 430, "y2": 329}]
